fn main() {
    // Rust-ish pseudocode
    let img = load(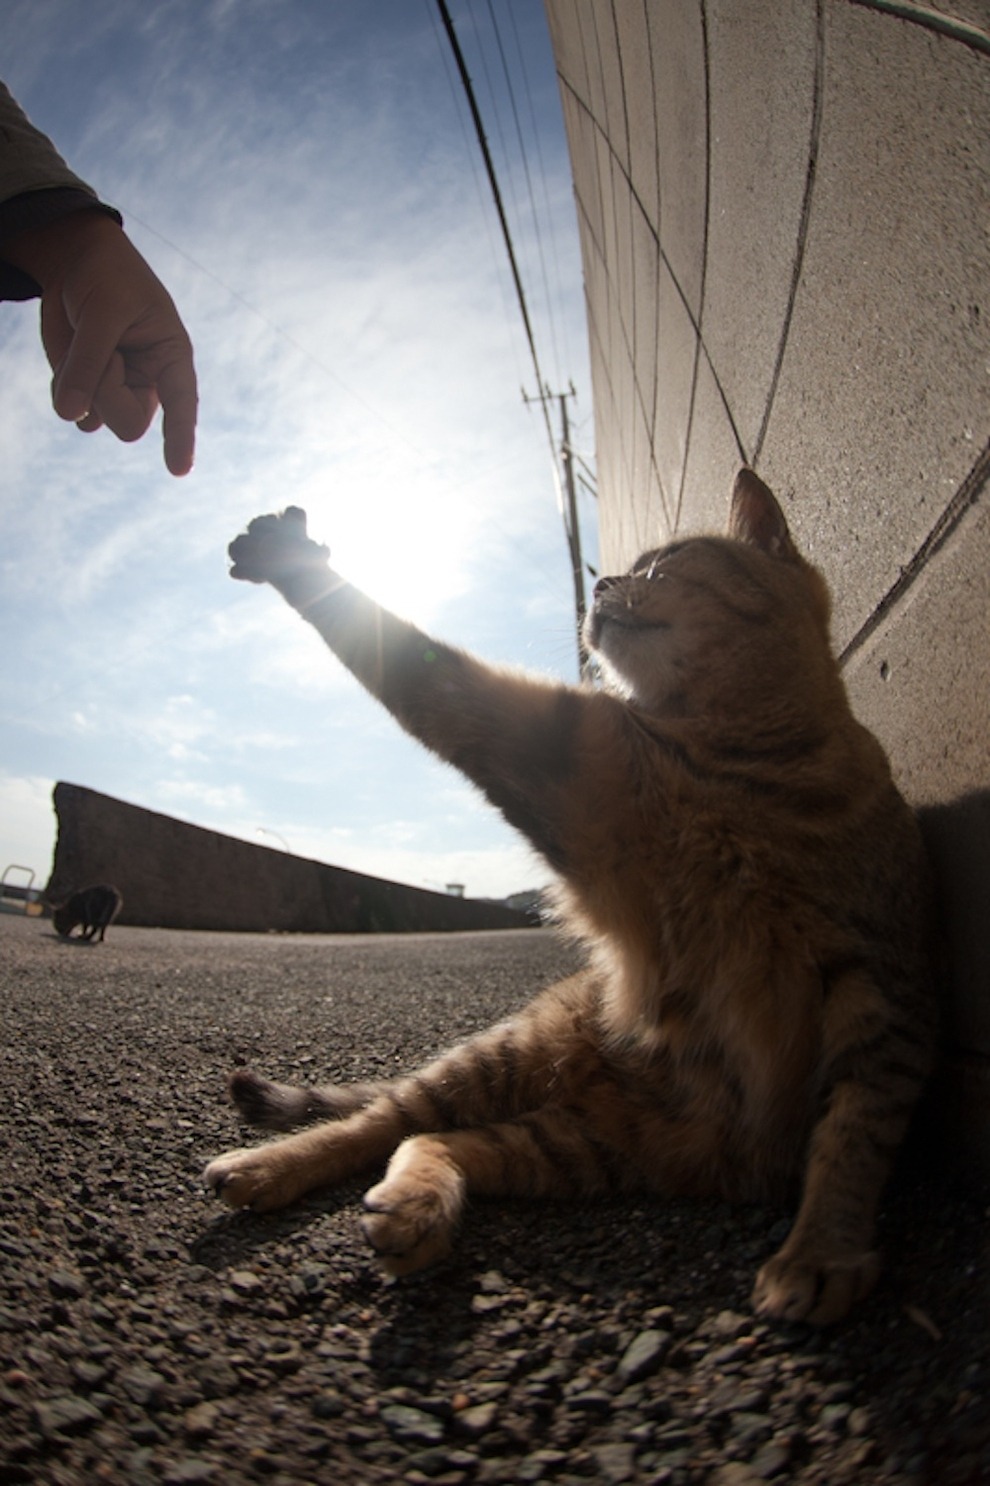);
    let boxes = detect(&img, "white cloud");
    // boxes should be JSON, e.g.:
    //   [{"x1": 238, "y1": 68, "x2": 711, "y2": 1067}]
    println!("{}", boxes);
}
[
  {"x1": 154, "y1": 777, "x2": 249, "y2": 818},
  {"x1": 0, "y1": 772, "x2": 57, "y2": 881}
]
